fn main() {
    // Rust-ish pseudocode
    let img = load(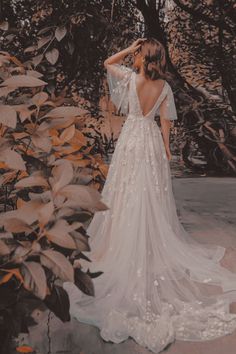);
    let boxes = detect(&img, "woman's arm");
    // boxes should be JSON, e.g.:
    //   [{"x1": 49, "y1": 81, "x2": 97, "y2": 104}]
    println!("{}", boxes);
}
[
  {"x1": 160, "y1": 117, "x2": 172, "y2": 161},
  {"x1": 104, "y1": 38, "x2": 146, "y2": 67},
  {"x1": 158, "y1": 84, "x2": 178, "y2": 161},
  {"x1": 104, "y1": 40, "x2": 145, "y2": 115},
  {"x1": 104, "y1": 47, "x2": 131, "y2": 67}
]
